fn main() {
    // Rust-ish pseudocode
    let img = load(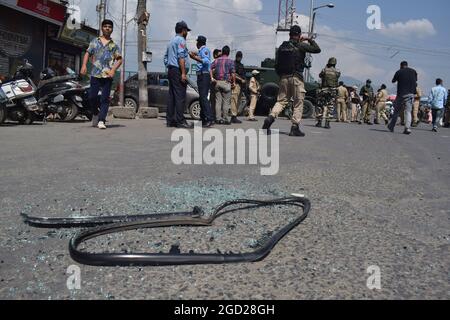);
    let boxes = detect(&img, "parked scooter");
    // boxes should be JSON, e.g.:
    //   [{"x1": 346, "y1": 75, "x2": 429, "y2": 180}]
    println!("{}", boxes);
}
[
  {"x1": 36, "y1": 67, "x2": 86, "y2": 122},
  {"x1": 0, "y1": 86, "x2": 7, "y2": 124},
  {"x1": 0, "y1": 60, "x2": 42, "y2": 124}
]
